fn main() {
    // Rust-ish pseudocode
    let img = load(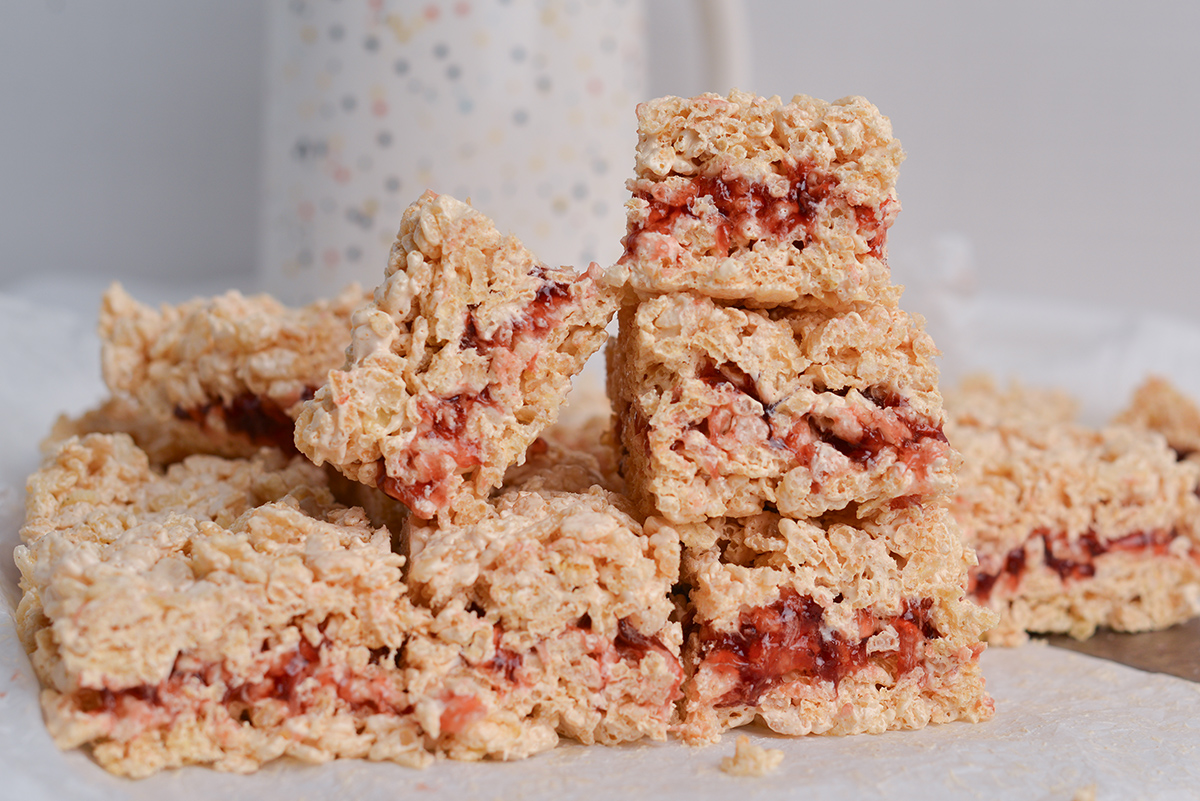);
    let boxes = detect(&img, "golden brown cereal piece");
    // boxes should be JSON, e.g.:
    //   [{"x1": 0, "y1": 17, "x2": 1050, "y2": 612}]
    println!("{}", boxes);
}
[
  {"x1": 295, "y1": 192, "x2": 619, "y2": 522},
  {"x1": 609, "y1": 91, "x2": 904, "y2": 311},
  {"x1": 658, "y1": 504, "x2": 994, "y2": 744},
  {"x1": 719, "y1": 736, "x2": 784, "y2": 777},
  {"x1": 609, "y1": 294, "x2": 956, "y2": 523},
  {"x1": 947, "y1": 376, "x2": 1200, "y2": 645},
  {"x1": 402, "y1": 487, "x2": 683, "y2": 748},
  {"x1": 86, "y1": 282, "x2": 365, "y2": 461}
]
